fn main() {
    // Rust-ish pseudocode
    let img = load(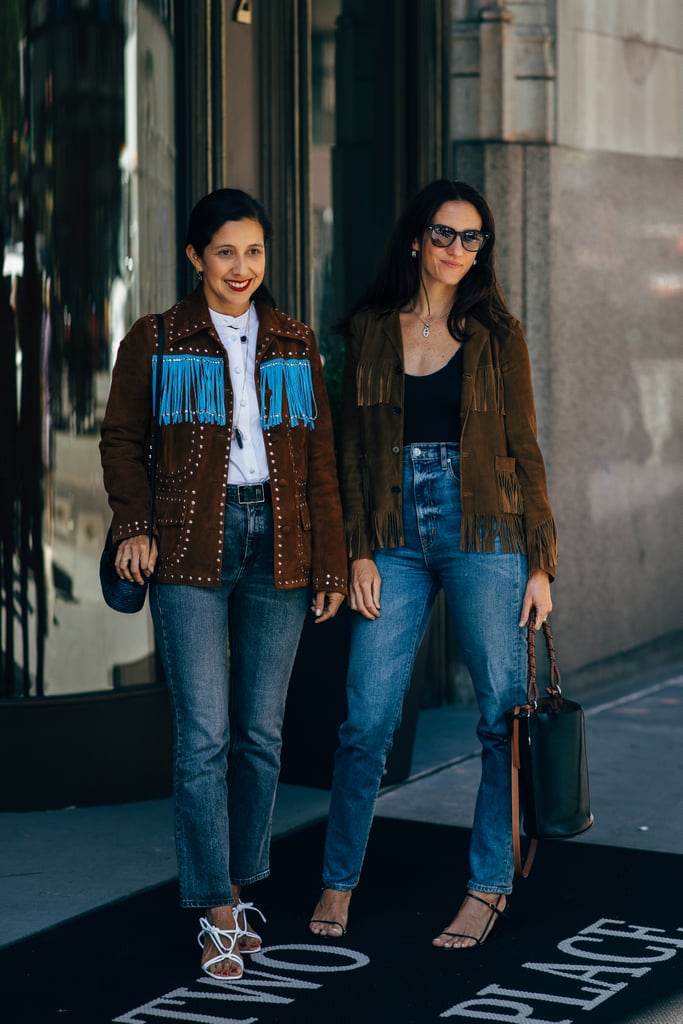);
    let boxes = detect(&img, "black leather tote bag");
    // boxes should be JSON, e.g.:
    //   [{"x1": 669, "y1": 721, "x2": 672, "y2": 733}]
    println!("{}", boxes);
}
[{"x1": 509, "y1": 614, "x2": 593, "y2": 876}]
